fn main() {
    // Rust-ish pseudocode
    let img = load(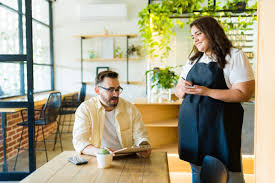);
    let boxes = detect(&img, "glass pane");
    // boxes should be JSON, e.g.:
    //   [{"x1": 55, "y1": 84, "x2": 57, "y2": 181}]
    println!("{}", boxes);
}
[
  {"x1": 0, "y1": 63, "x2": 21, "y2": 98},
  {"x1": 32, "y1": 0, "x2": 49, "y2": 24},
  {"x1": 0, "y1": 6, "x2": 19, "y2": 54},
  {"x1": 33, "y1": 22, "x2": 50, "y2": 64},
  {"x1": 33, "y1": 65, "x2": 51, "y2": 92},
  {"x1": 0, "y1": 0, "x2": 18, "y2": 10},
  {"x1": 0, "y1": 112, "x2": 30, "y2": 172}
]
